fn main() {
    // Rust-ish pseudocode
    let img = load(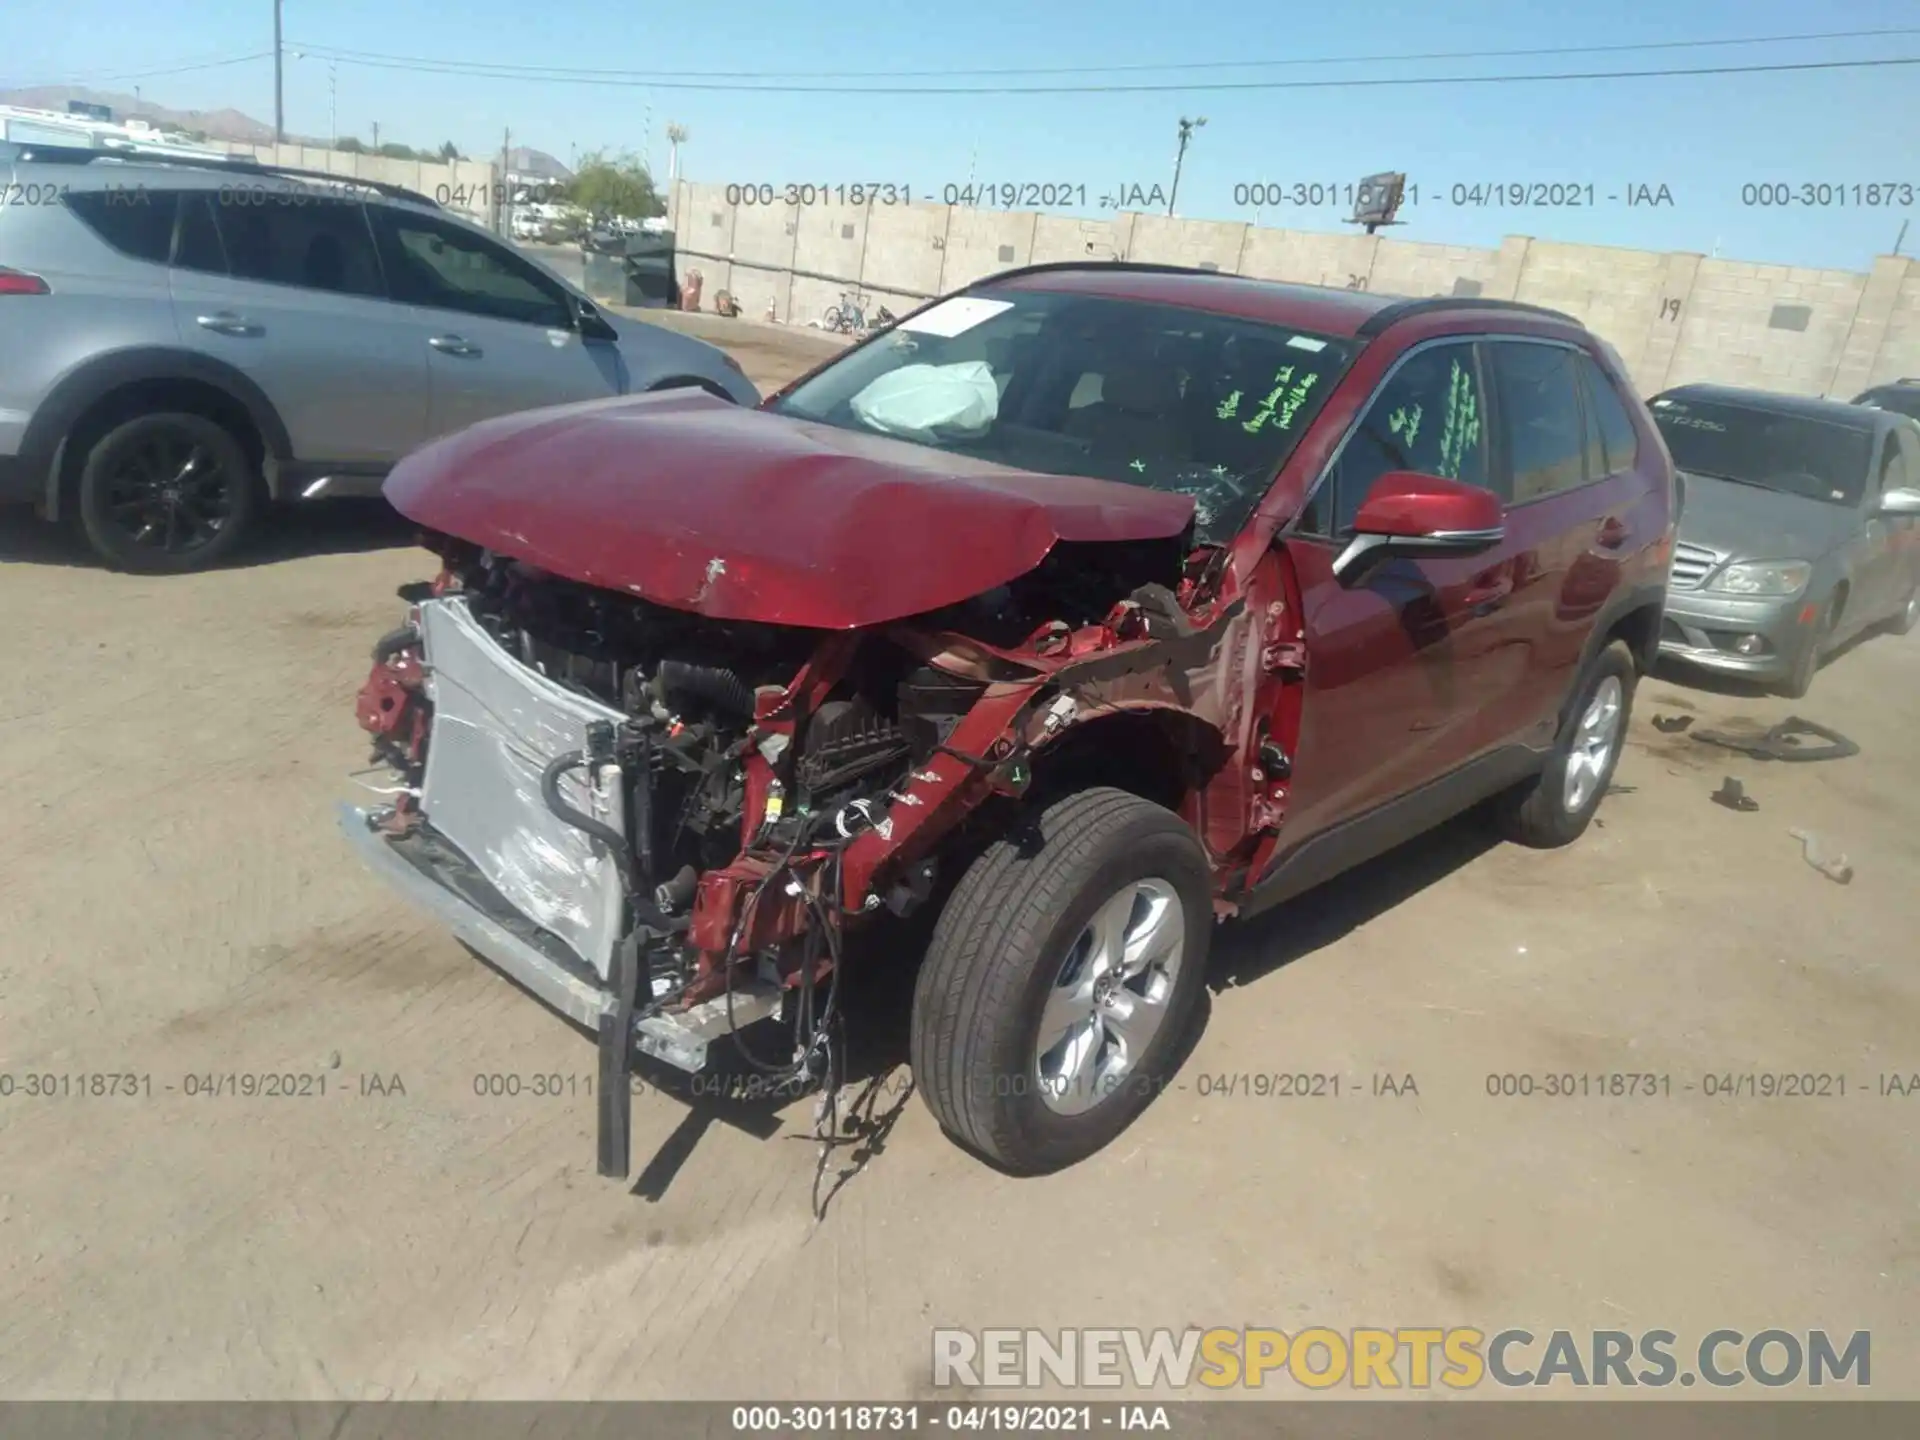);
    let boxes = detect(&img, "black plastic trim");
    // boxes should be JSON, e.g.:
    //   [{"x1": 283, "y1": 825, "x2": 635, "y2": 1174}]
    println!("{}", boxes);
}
[
  {"x1": 10, "y1": 143, "x2": 441, "y2": 209},
  {"x1": 1238, "y1": 743, "x2": 1546, "y2": 918},
  {"x1": 1356, "y1": 296, "x2": 1581, "y2": 337}
]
